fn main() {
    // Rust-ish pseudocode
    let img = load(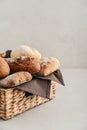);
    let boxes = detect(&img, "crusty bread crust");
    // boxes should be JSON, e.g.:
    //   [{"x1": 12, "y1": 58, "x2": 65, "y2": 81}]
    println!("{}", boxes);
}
[
  {"x1": 11, "y1": 45, "x2": 41, "y2": 60},
  {"x1": 38, "y1": 57, "x2": 60, "y2": 76},
  {"x1": 0, "y1": 57, "x2": 10, "y2": 79},
  {"x1": 5, "y1": 56, "x2": 40, "y2": 74},
  {"x1": 0, "y1": 71, "x2": 32, "y2": 87}
]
